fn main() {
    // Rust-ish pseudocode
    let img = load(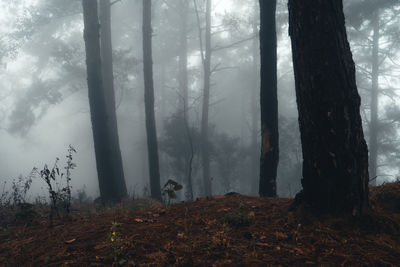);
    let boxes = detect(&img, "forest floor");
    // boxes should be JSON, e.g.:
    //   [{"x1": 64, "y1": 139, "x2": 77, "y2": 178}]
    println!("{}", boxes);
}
[{"x1": 1, "y1": 182, "x2": 400, "y2": 266}]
